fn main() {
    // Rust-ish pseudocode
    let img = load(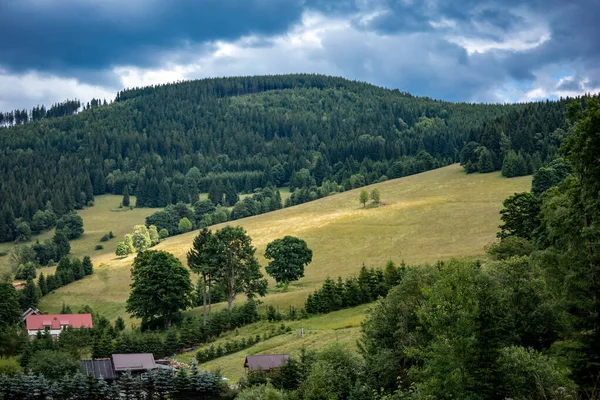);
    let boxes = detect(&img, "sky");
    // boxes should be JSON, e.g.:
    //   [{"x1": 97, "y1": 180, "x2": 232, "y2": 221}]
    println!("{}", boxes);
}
[{"x1": 0, "y1": 0, "x2": 599, "y2": 111}]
